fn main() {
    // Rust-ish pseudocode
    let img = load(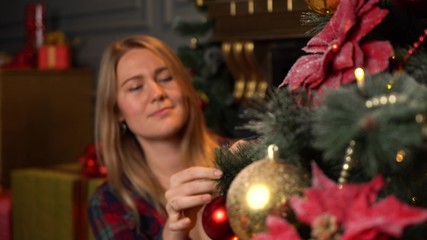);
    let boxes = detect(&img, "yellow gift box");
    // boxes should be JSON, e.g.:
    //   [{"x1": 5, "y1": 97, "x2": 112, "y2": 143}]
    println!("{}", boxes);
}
[{"x1": 12, "y1": 163, "x2": 104, "y2": 240}]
